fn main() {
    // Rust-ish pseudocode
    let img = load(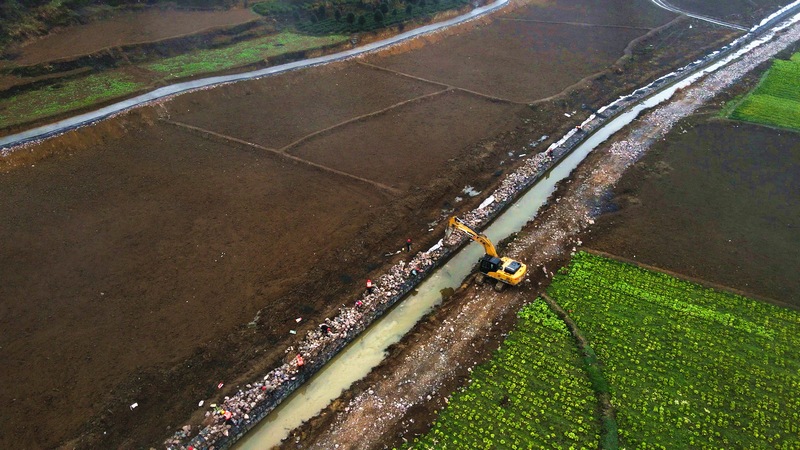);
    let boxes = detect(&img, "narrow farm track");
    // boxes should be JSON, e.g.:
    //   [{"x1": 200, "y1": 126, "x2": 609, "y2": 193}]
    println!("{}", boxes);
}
[{"x1": 161, "y1": 119, "x2": 403, "y2": 195}]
